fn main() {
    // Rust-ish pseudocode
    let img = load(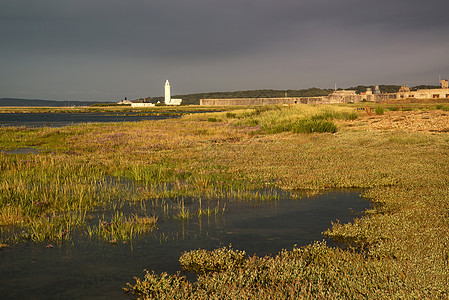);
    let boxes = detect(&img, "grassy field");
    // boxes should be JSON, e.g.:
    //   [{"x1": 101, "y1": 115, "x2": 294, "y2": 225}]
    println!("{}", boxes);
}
[{"x1": 1, "y1": 103, "x2": 448, "y2": 298}]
